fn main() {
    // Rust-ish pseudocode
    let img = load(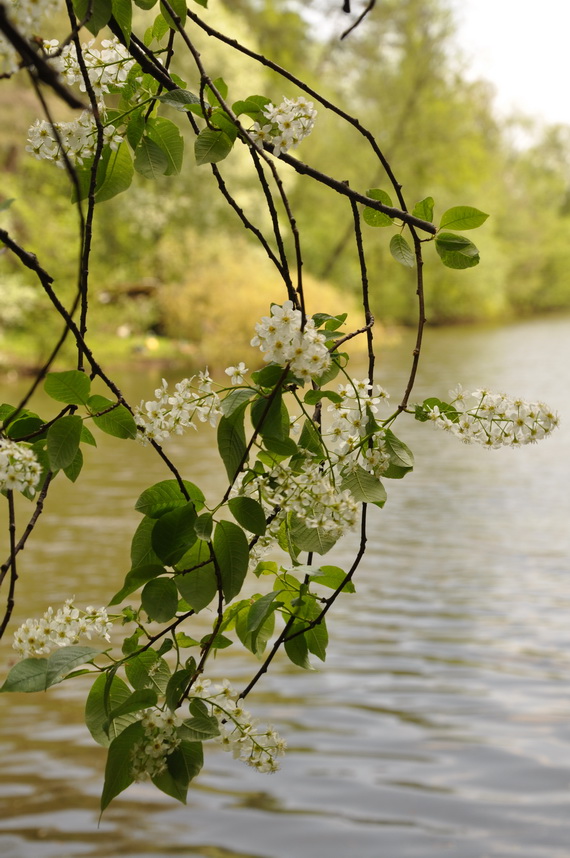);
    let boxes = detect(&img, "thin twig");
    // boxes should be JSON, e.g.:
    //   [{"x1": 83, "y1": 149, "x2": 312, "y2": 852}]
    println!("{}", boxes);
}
[
  {"x1": 341, "y1": 0, "x2": 376, "y2": 39},
  {"x1": 0, "y1": 491, "x2": 17, "y2": 638}
]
